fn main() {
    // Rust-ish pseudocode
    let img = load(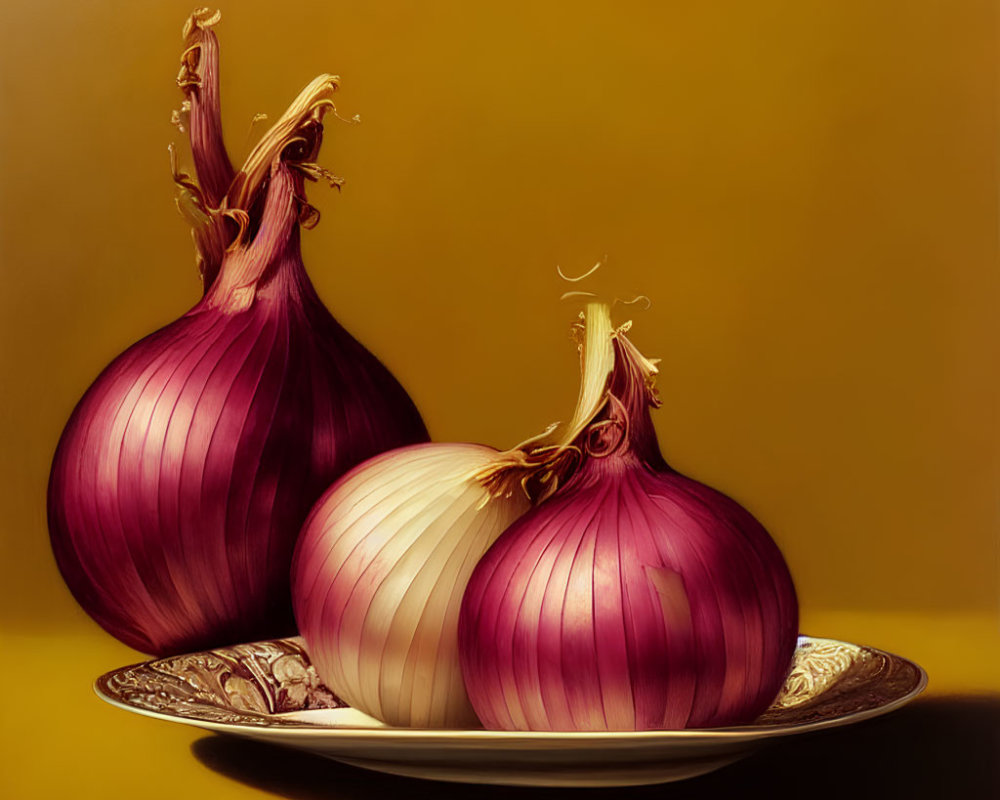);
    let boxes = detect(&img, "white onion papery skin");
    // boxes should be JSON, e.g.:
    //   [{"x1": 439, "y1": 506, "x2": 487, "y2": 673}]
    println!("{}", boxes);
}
[{"x1": 291, "y1": 442, "x2": 530, "y2": 728}]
